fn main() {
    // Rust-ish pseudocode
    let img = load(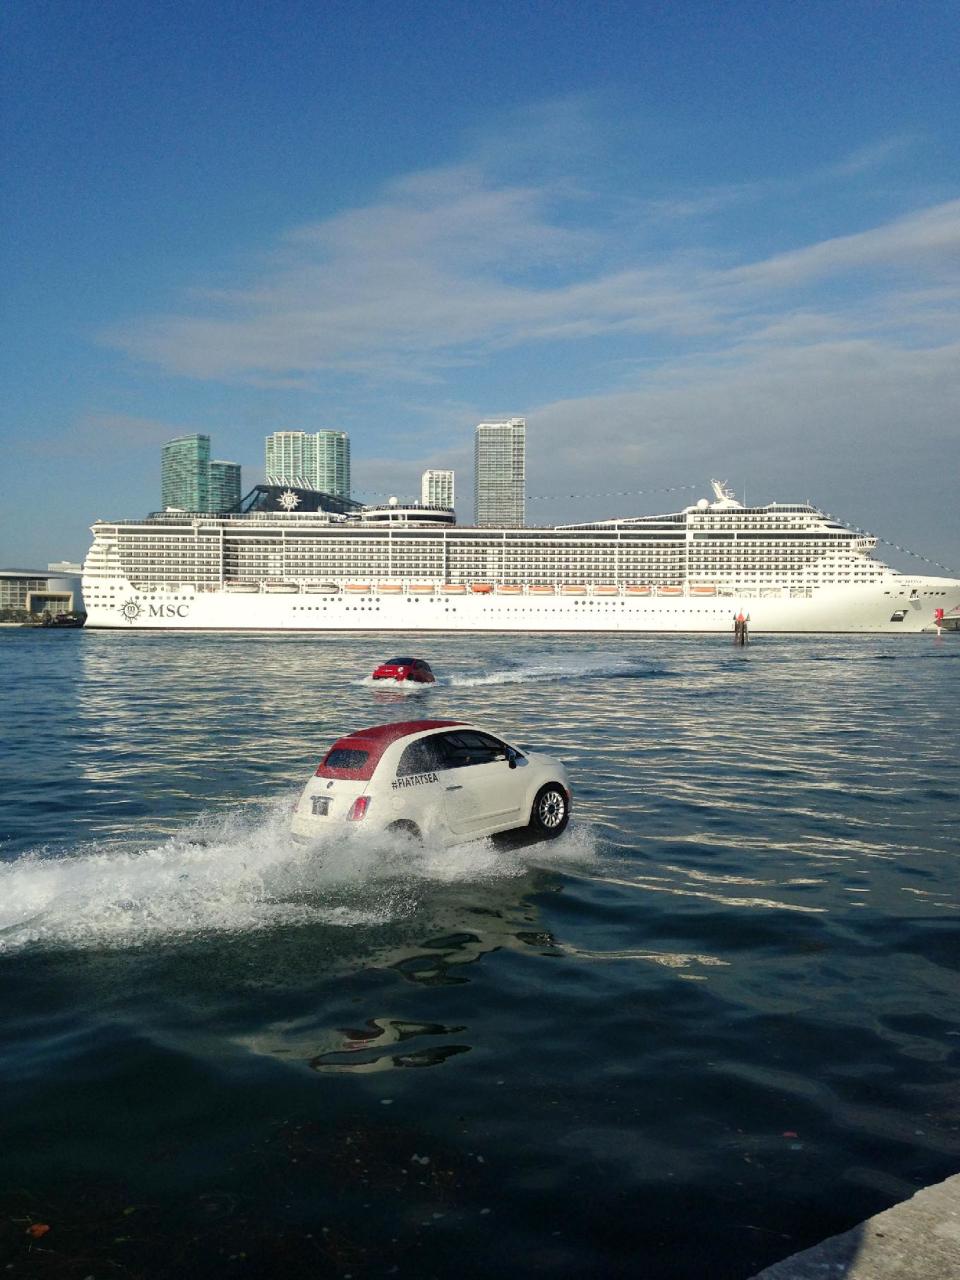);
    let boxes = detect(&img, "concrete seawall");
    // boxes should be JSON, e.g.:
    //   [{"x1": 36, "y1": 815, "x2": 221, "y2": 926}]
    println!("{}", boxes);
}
[{"x1": 750, "y1": 1171, "x2": 960, "y2": 1278}]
